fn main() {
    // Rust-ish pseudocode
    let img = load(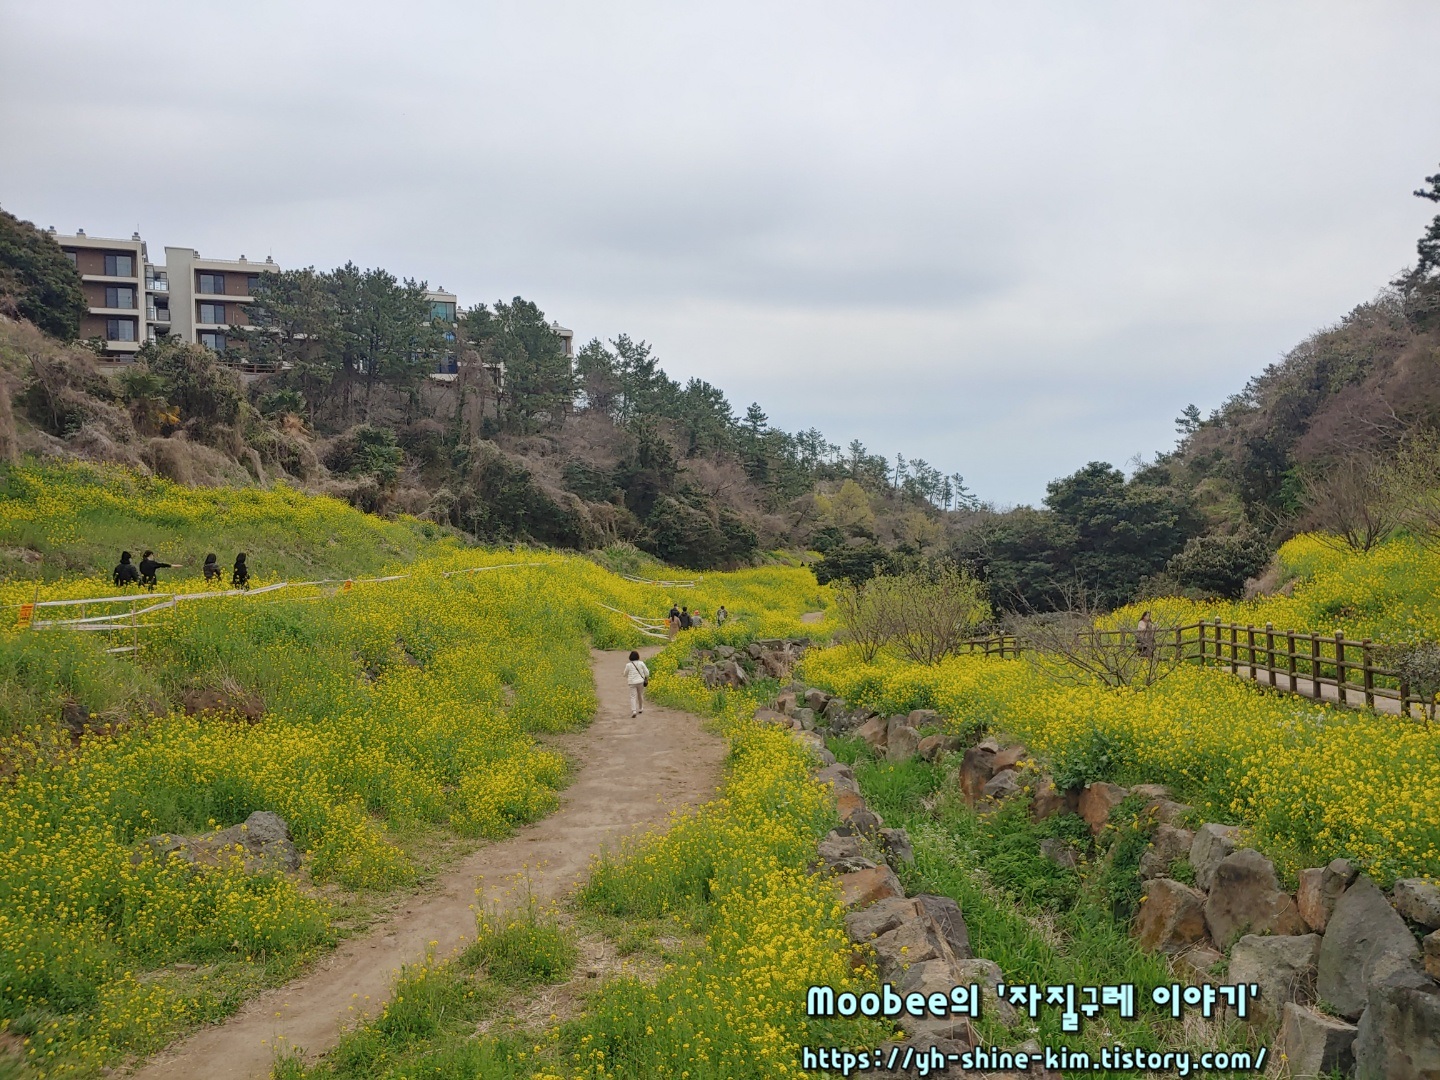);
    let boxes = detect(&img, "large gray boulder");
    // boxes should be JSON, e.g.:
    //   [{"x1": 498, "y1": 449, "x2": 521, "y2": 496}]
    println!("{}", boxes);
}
[
  {"x1": 816, "y1": 831, "x2": 876, "y2": 874},
  {"x1": 868, "y1": 915, "x2": 954, "y2": 982},
  {"x1": 1393, "y1": 878, "x2": 1440, "y2": 931},
  {"x1": 141, "y1": 810, "x2": 301, "y2": 874},
  {"x1": 1188, "y1": 823, "x2": 1240, "y2": 891},
  {"x1": 1202, "y1": 848, "x2": 1305, "y2": 948},
  {"x1": 980, "y1": 769, "x2": 1022, "y2": 802},
  {"x1": 912, "y1": 894, "x2": 971, "y2": 960},
  {"x1": 845, "y1": 896, "x2": 924, "y2": 945},
  {"x1": 1226, "y1": 933, "x2": 1321, "y2": 1024},
  {"x1": 1353, "y1": 963, "x2": 1440, "y2": 1080},
  {"x1": 1277, "y1": 1003, "x2": 1357, "y2": 1079},
  {"x1": 1316, "y1": 875, "x2": 1423, "y2": 1020},
  {"x1": 1138, "y1": 824, "x2": 1195, "y2": 881},
  {"x1": 886, "y1": 724, "x2": 921, "y2": 762}
]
